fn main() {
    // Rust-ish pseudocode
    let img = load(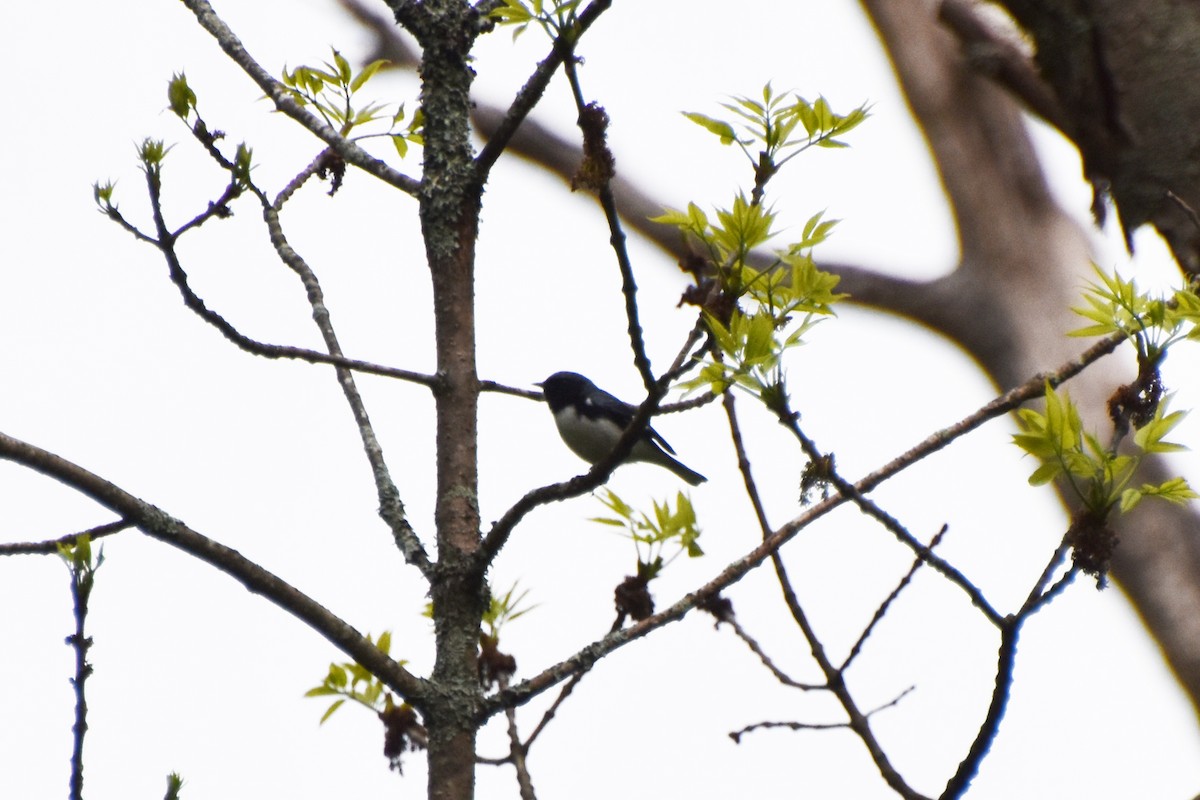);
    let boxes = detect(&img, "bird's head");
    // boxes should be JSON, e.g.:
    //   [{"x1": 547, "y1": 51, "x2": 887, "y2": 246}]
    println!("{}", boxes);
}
[{"x1": 536, "y1": 371, "x2": 595, "y2": 412}]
